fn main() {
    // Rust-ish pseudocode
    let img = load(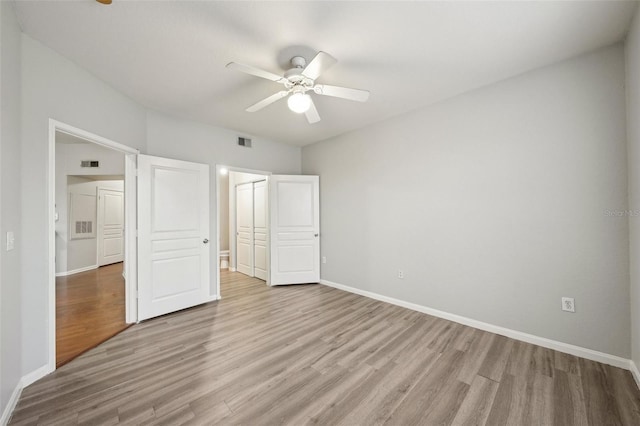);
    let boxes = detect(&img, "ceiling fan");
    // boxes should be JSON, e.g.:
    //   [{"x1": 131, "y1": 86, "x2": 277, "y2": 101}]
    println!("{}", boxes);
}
[{"x1": 226, "y1": 52, "x2": 370, "y2": 124}]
